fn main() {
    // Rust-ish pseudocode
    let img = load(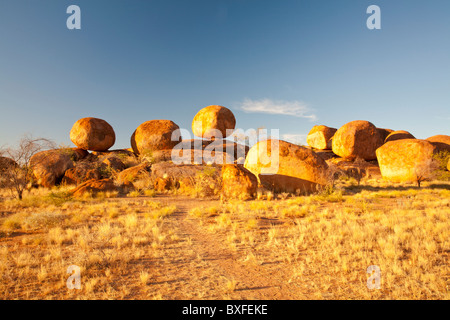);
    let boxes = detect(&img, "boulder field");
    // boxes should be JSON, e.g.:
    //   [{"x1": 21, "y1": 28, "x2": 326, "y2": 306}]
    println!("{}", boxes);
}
[{"x1": 24, "y1": 107, "x2": 449, "y2": 197}]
